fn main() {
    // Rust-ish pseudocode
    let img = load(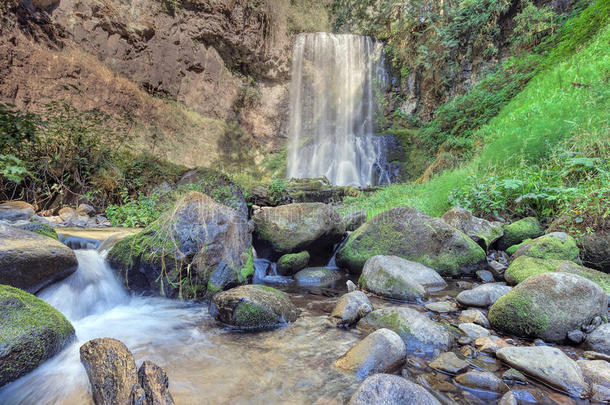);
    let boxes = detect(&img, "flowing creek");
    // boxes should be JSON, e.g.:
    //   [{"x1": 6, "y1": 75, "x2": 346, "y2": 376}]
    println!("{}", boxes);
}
[{"x1": 0, "y1": 236, "x2": 596, "y2": 405}]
